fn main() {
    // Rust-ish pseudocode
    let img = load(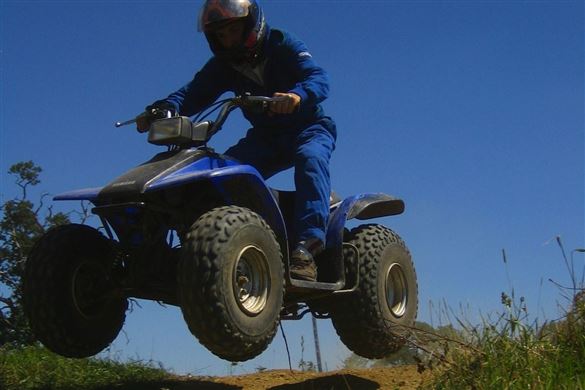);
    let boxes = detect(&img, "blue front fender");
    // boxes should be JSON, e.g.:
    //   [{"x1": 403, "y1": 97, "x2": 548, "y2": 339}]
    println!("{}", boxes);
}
[
  {"x1": 54, "y1": 187, "x2": 102, "y2": 202},
  {"x1": 147, "y1": 161, "x2": 290, "y2": 261},
  {"x1": 53, "y1": 157, "x2": 289, "y2": 260}
]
